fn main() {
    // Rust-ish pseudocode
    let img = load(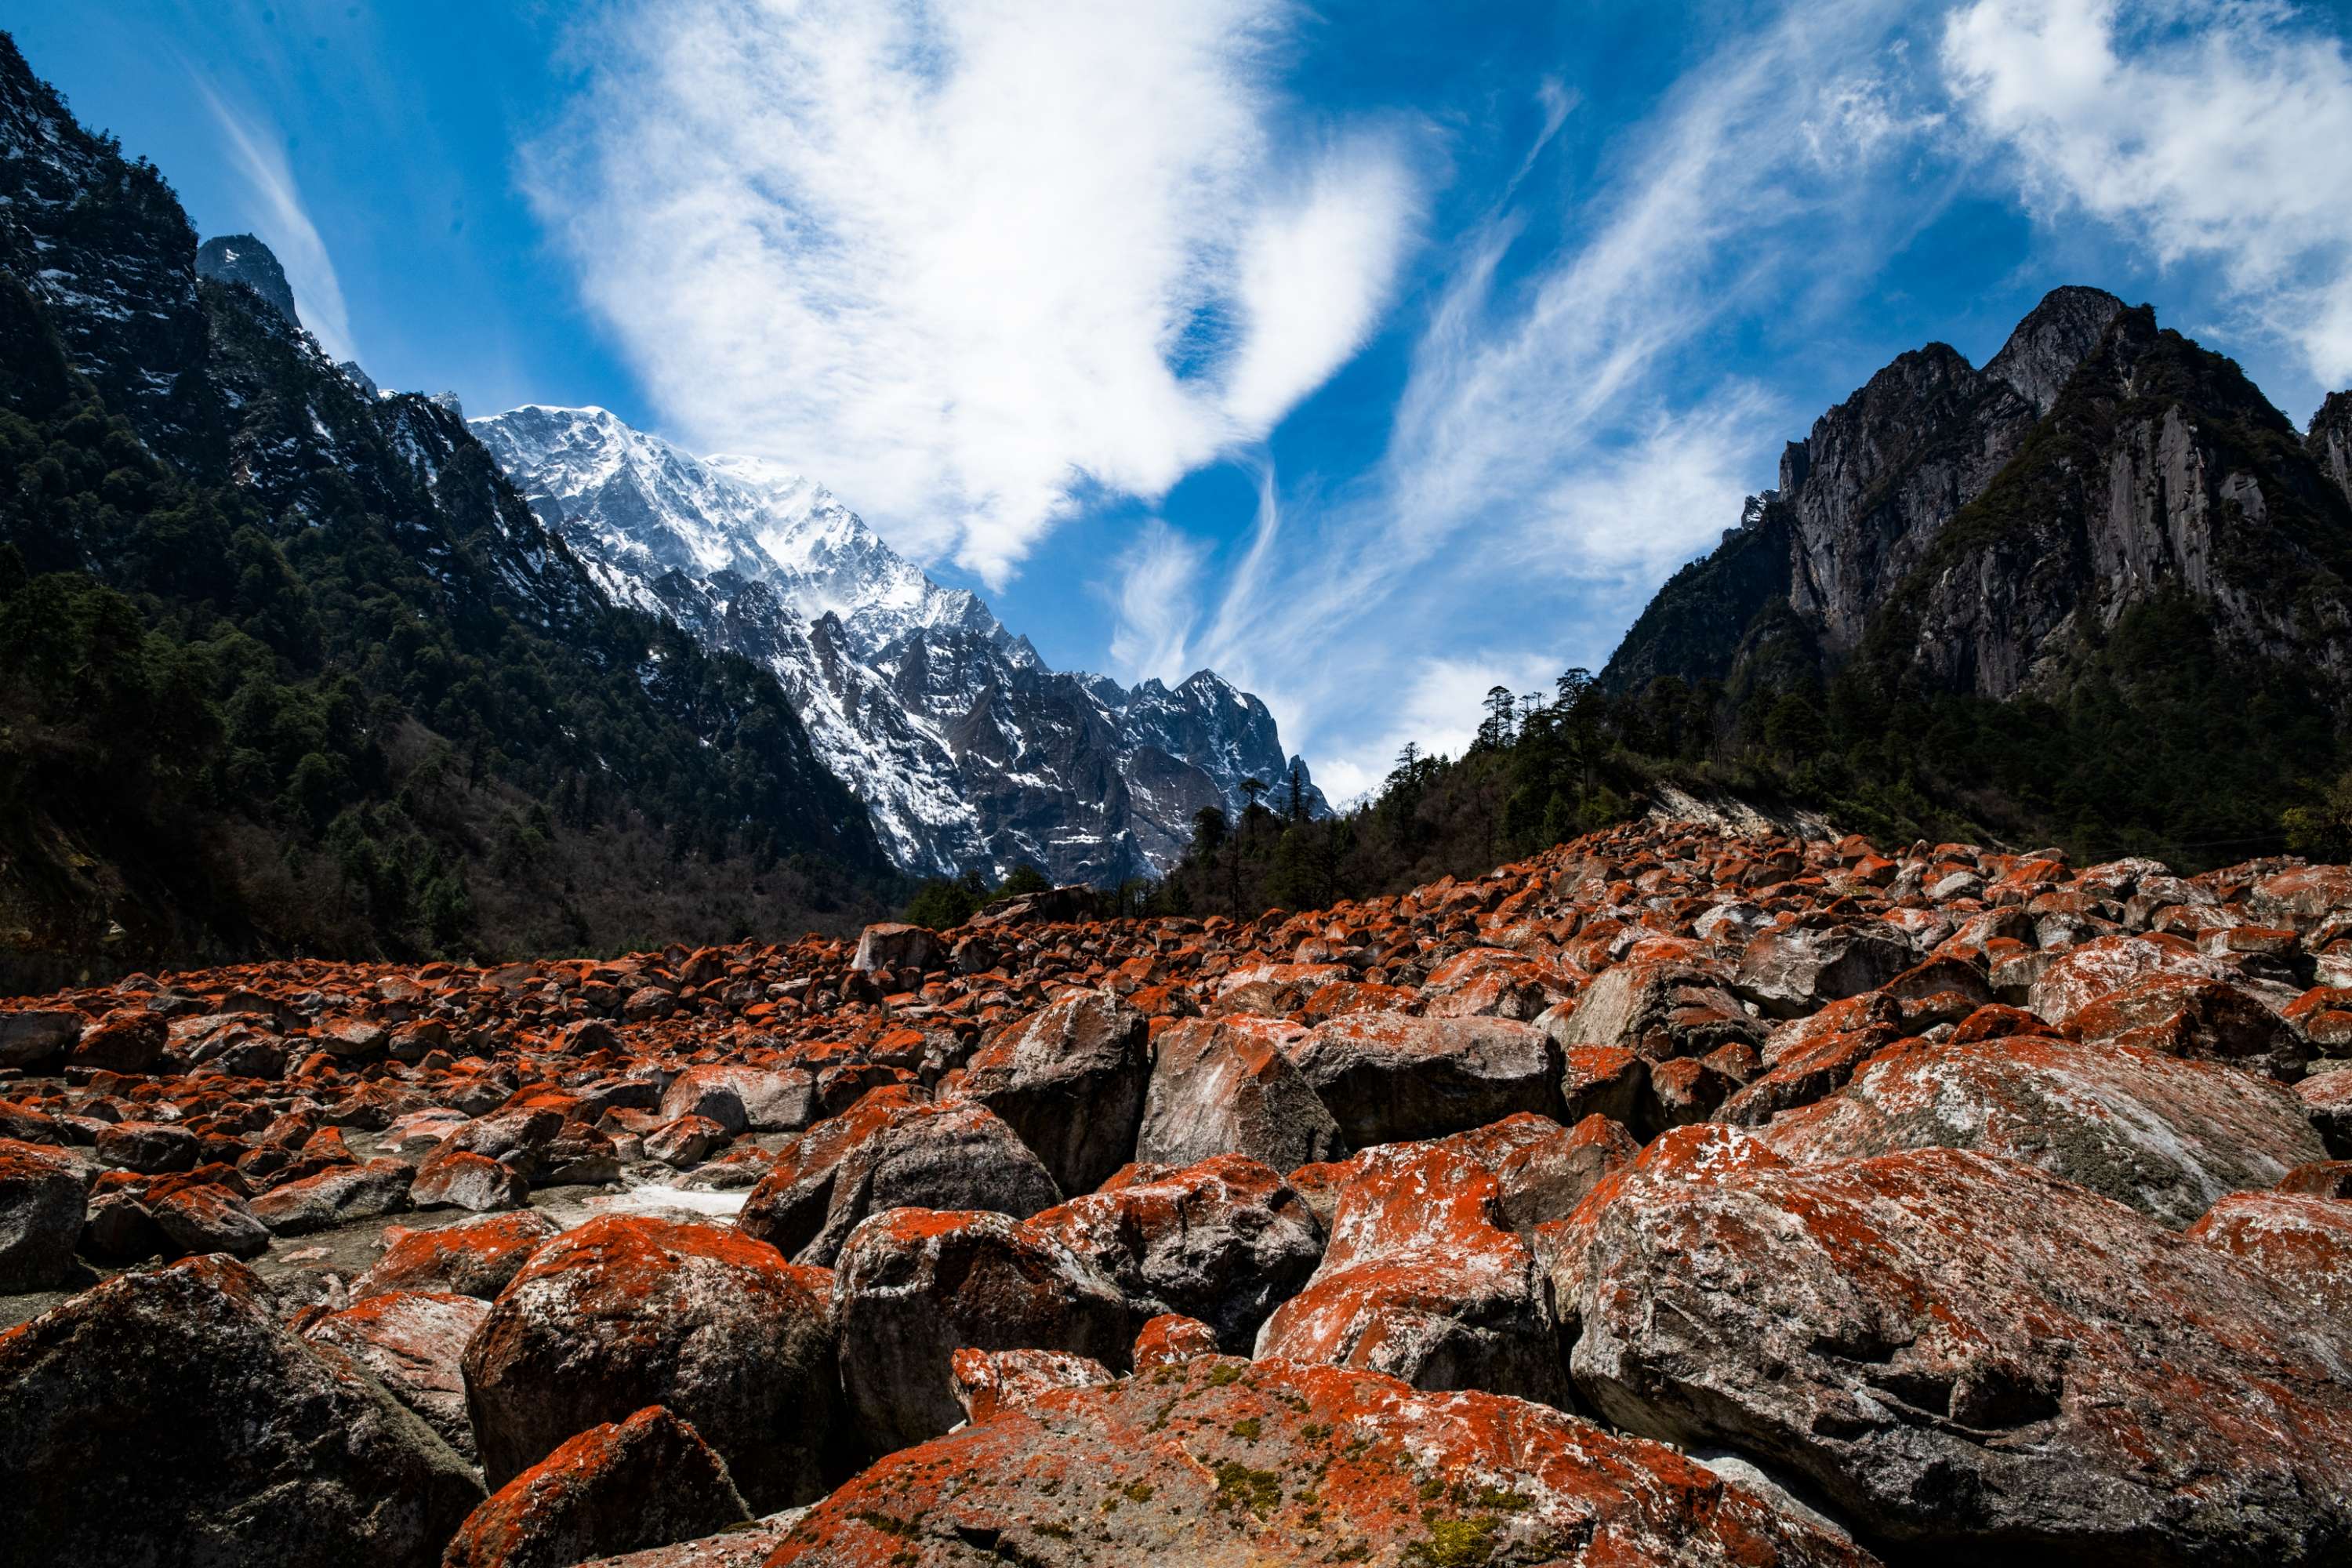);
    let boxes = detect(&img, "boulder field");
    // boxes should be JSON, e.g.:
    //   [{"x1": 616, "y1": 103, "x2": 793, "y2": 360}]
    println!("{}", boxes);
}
[{"x1": 3, "y1": 820, "x2": 2352, "y2": 1566}]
